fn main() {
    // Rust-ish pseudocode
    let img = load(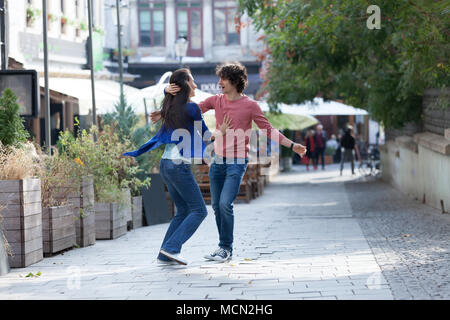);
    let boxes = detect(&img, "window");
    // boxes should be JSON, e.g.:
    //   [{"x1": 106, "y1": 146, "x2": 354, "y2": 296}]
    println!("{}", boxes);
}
[
  {"x1": 138, "y1": 0, "x2": 165, "y2": 46},
  {"x1": 213, "y1": 0, "x2": 240, "y2": 45}
]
